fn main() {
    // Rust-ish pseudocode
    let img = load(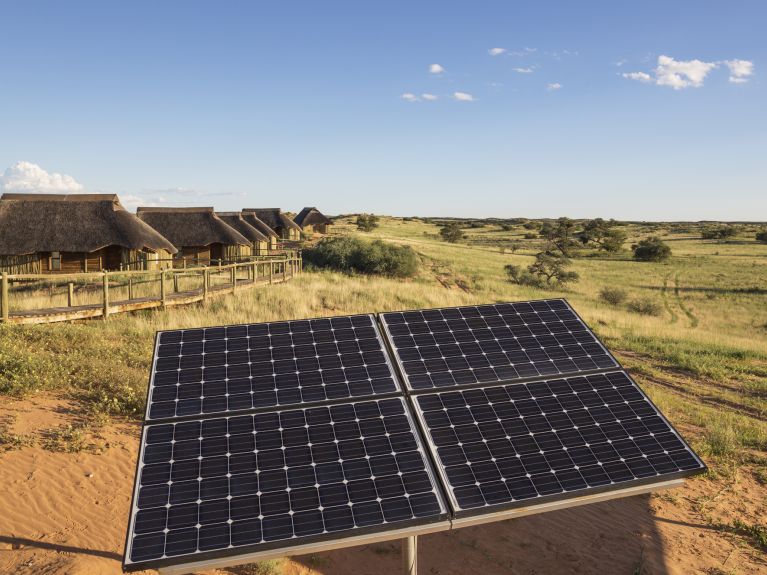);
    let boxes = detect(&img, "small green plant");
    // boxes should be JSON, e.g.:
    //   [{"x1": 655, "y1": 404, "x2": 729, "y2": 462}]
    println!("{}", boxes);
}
[
  {"x1": 599, "y1": 287, "x2": 628, "y2": 306},
  {"x1": 632, "y1": 237, "x2": 671, "y2": 262},
  {"x1": 524, "y1": 232, "x2": 537, "y2": 239},
  {"x1": 627, "y1": 298, "x2": 662, "y2": 316}
]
